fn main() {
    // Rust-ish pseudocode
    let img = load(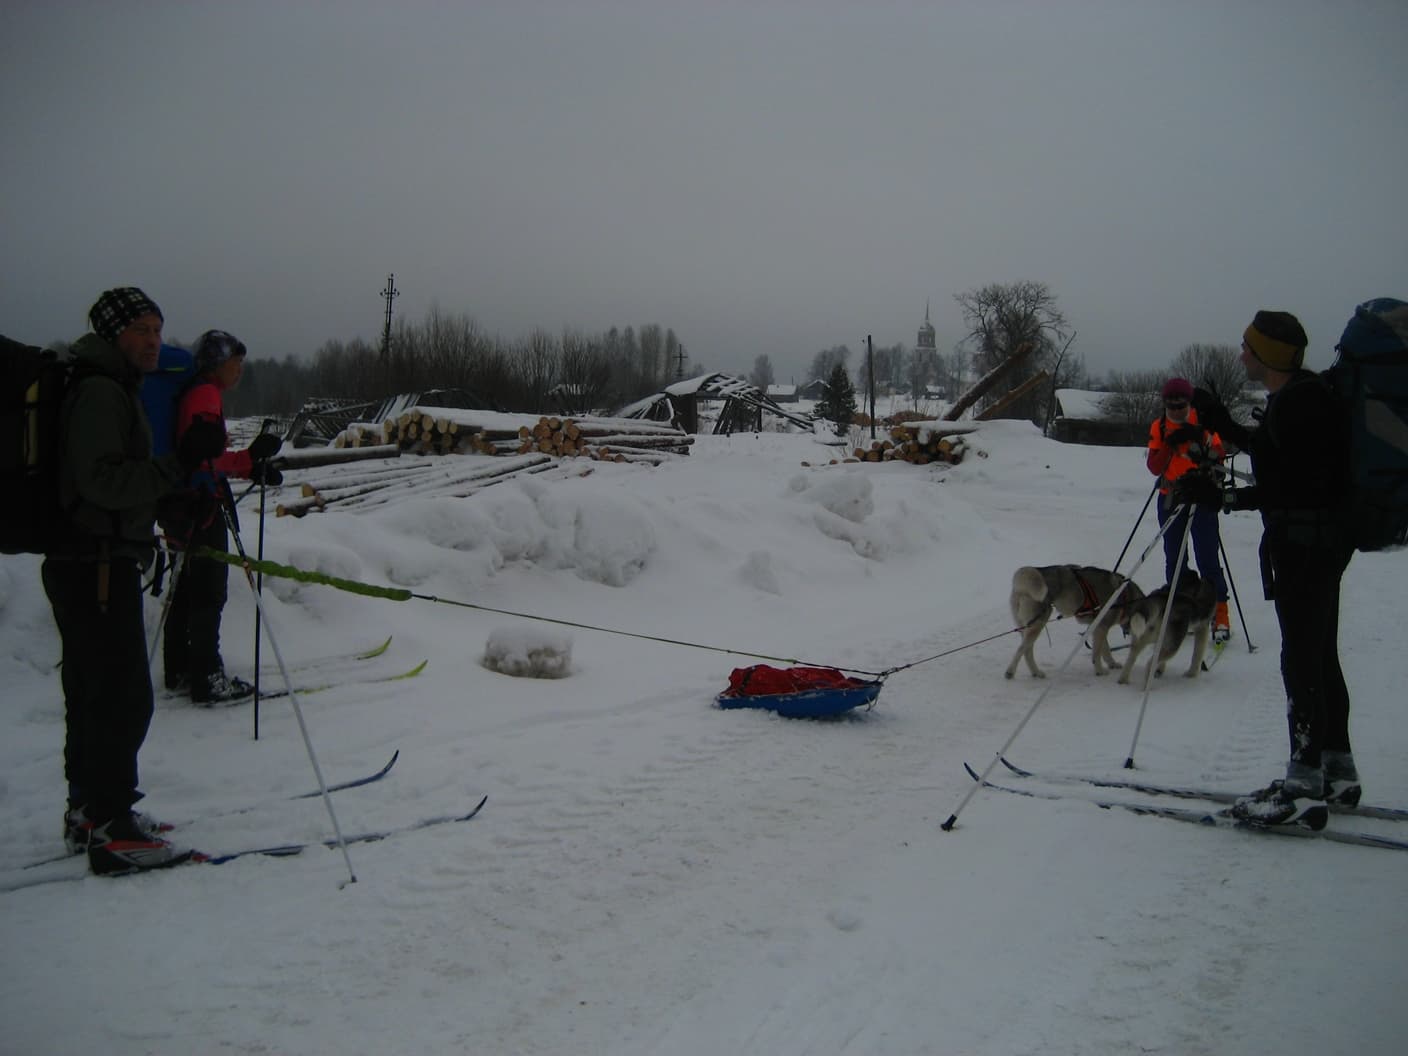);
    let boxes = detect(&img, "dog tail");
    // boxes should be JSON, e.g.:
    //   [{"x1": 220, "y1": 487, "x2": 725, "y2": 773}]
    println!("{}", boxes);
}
[{"x1": 1010, "y1": 566, "x2": 1050, "y2": 626}]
